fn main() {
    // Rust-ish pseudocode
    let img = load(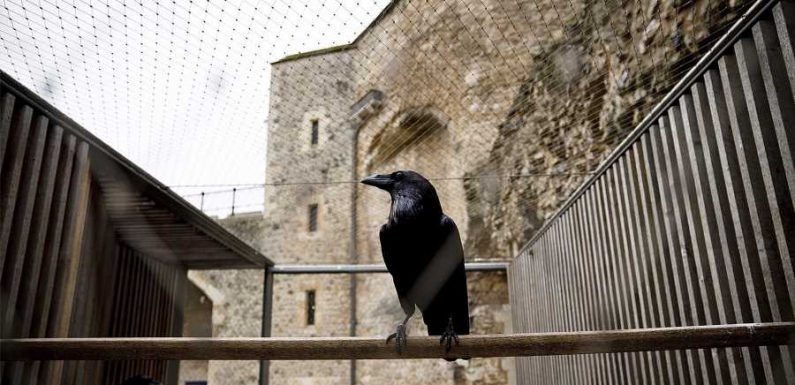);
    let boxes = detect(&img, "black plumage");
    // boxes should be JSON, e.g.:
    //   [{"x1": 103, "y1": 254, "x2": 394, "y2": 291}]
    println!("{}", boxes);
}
[{"x1": 361, "y1": 170, "x2": 469, "y2": 354}]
